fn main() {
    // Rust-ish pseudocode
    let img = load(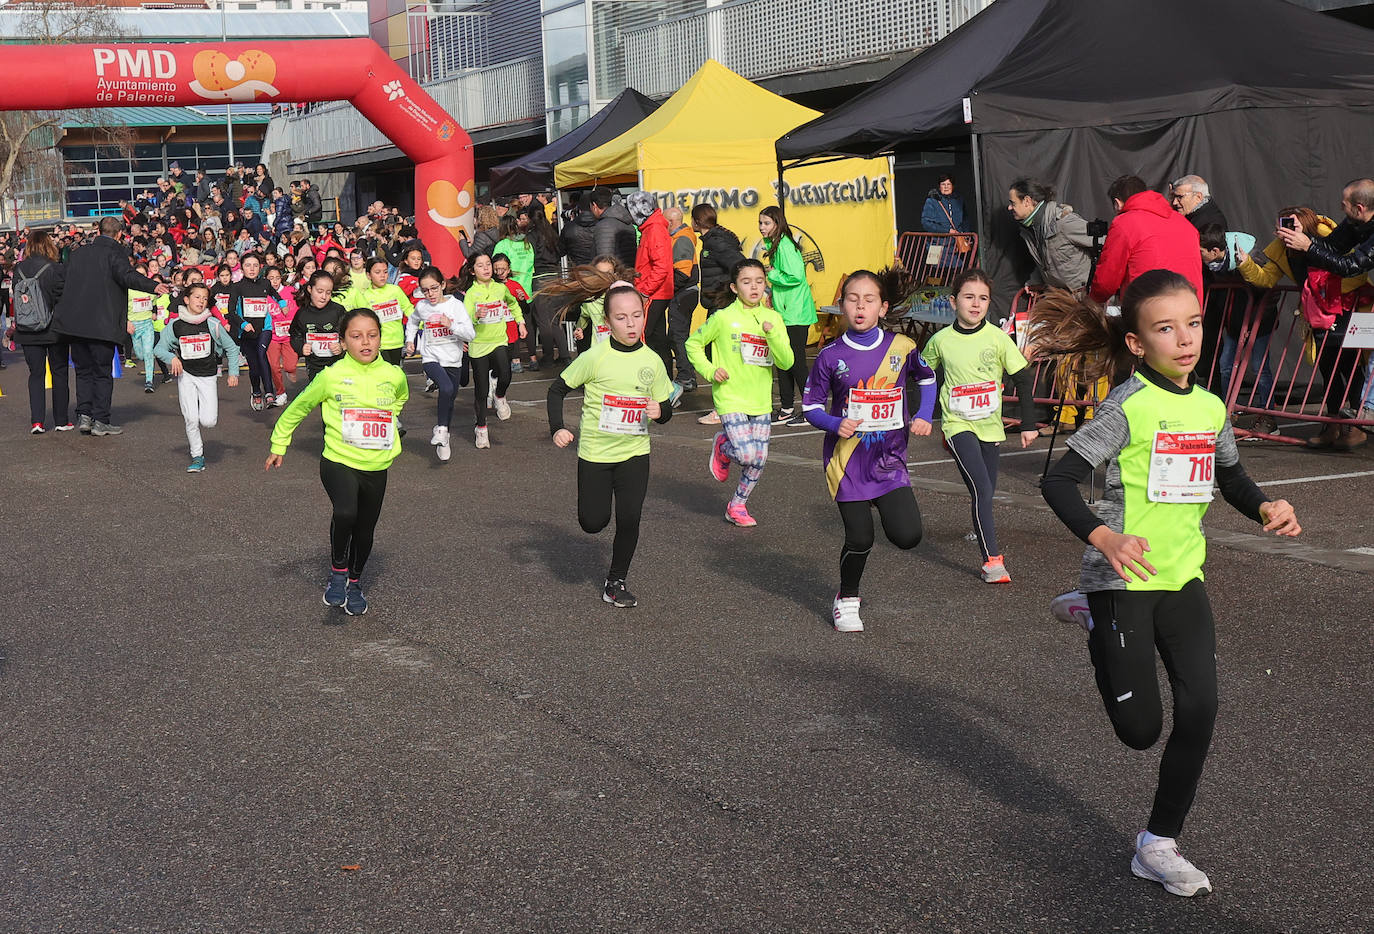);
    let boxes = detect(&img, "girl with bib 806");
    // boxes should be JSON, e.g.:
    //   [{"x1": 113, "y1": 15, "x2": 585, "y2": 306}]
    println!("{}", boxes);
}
[
  {"x1": 266, "y1": 307, "x2": 410, "y2": 618},
  {"x1": 1034, "y1": 269, "x2": 1300, "y2": 899}
]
